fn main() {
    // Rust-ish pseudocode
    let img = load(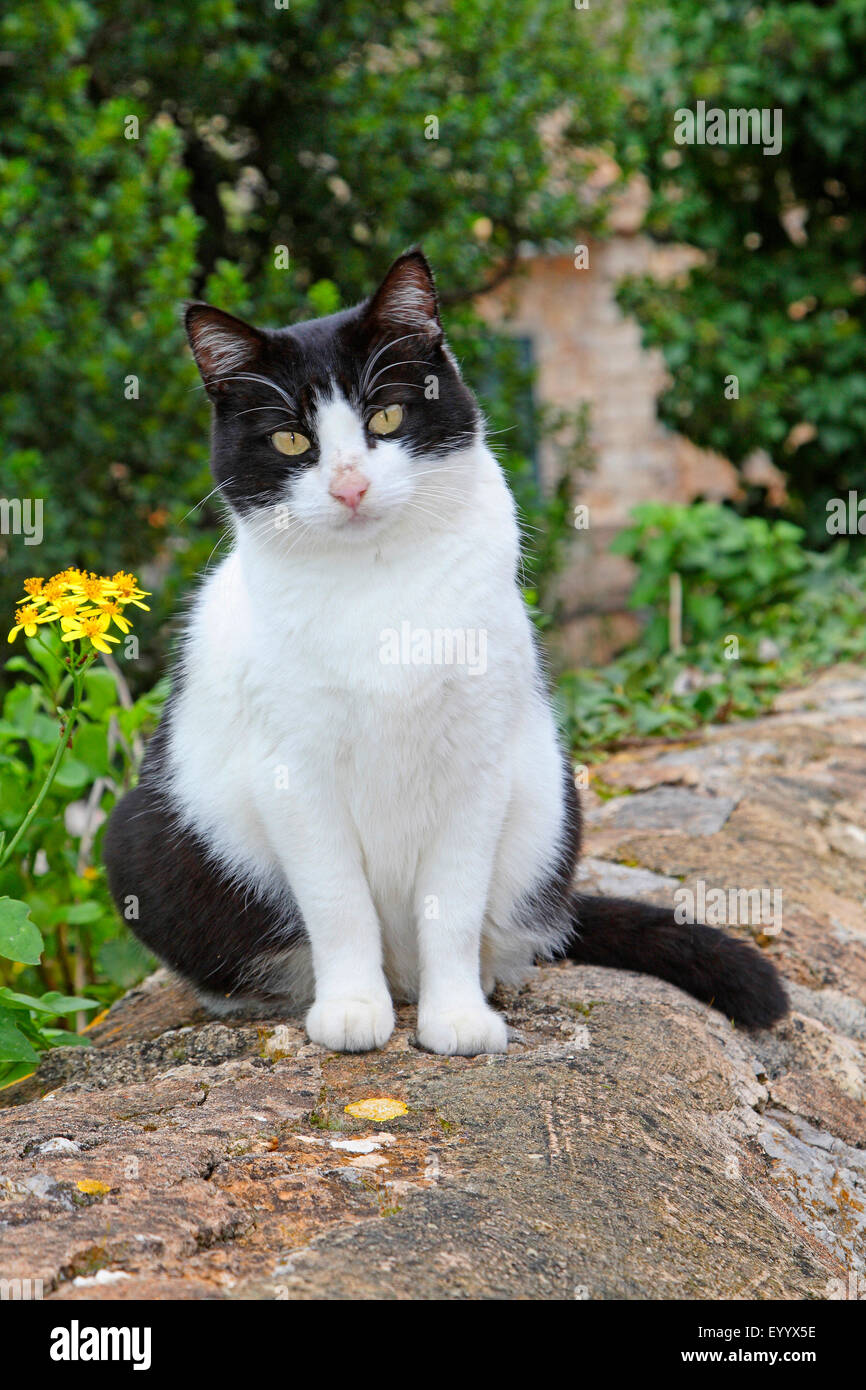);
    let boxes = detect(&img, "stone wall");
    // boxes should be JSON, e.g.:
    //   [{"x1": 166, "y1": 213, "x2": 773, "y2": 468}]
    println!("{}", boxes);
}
[
  {"x1": 478, "y1": 235, "x2": 740, "y2": 665},
  {"x1": 2, "y1": 666, "x2": 864, "y2": 1300}
]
